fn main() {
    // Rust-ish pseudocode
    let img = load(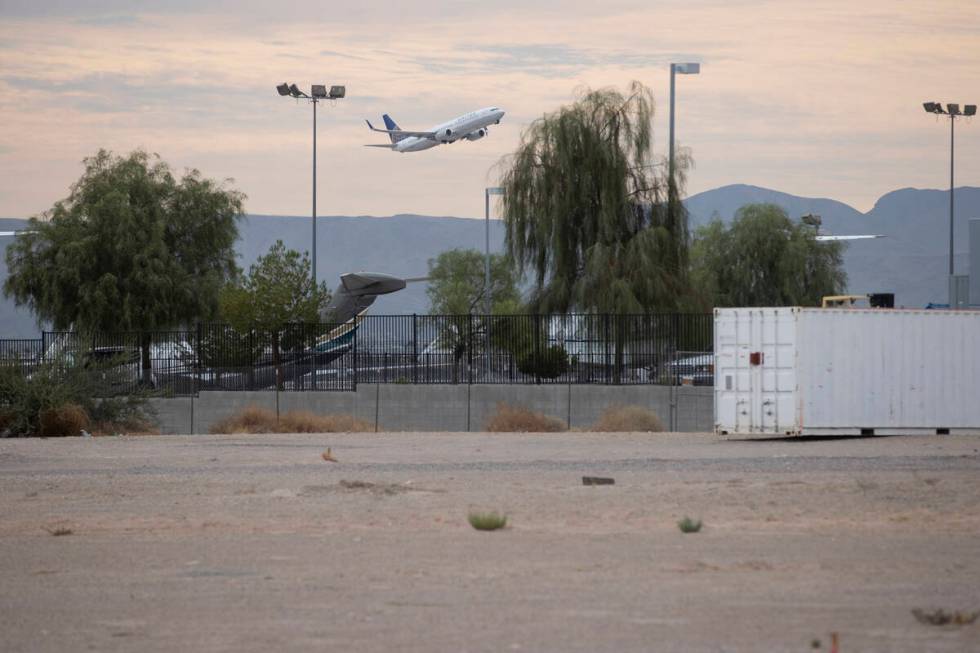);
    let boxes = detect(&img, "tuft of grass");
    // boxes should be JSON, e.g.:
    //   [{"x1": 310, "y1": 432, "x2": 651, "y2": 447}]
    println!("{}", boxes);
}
[
  {"x1": 468, "y1": 511, "x2": 508, "y2": 531},
  {"x1": 677, "y1": 516, "x2": 703, "y2": 533},
  {"x1": 485, "y1": 403, "x2": 566, "y2": 433},
  {"x1": 912, "y1": 608, "x2": 979, "y2": 626},
  {"x1": 590, "y1": 404, "x2": 664, "y2": 432},
  {"x1": 45, "y1": 526, "x2": 74, "y2": 536},
  {"x1": 209, "y1": 405, "x2": 373, "y2": 434},
  {"x1": 38, "y1": 403, "x2": 91, "y2": 437},
  {"x1": 280, "y1": 410, "x2": 373, "y2": 433}
]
